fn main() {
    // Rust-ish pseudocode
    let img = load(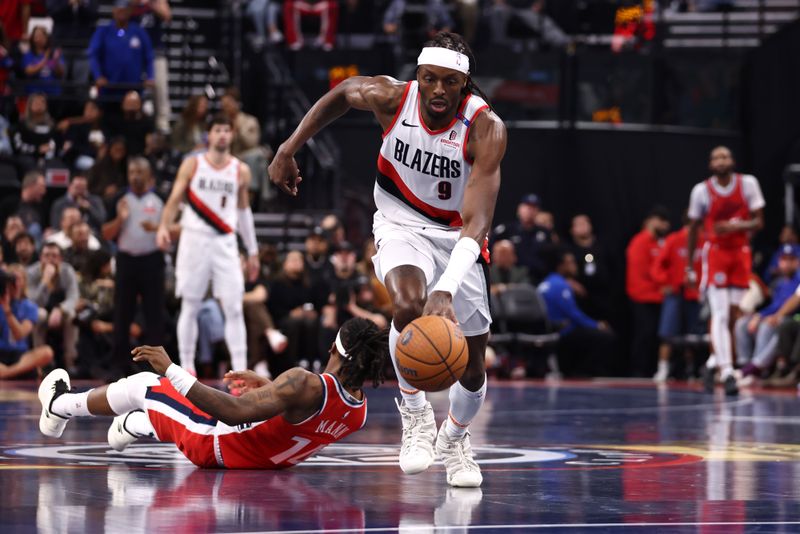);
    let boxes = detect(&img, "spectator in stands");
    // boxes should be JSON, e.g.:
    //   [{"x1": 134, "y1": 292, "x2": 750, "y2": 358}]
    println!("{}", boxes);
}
[
  {"x1": 58, "y1": 100, "x2": 105, "y2": 171},
  {"x1": 170, "y1": 94, "x2": 208, "y2": 154},
  {"x1": 0, "y1": 169, "x2": 46, "y2": 243},
  {"x1": 195, "y1": 297, "x2": 224, "y2": 378},
  {"x1": 763, "y1": 225, "x2": 800, "y2": 286},
  {"x1": 220, "y1": 86, "x2": 272, "y2": 206},
  {"x1": 47, "y1": 0, "x2": 99, "y2": 42},
  {"x1": 50, "y1": 173, "x2": 107, "y2": 231},
  {"x1": 143, "y1": 131, "x2": 174, "y2": 186},
  {"x1": 27, "y1": 241, "x2": 80, "y2": 371},
  {"x1": 88, "y1": 0, "x2": 154, "y2": 104},
  {"x1": 1, "y1": 215, "x2": 24, "y2": 263},
  {"x1": 538, "y1": 247, "x2": 614, "y2": 377},
  {"x1": 0, "y1": 1, "x2": 30, "y2": 45},
  {"x1": 320, "y1": 213, "x2": 346, "y2": 250},
  {"x1": 489, "y1": 239, "x2": 530, "y2": 295},
  {"x1": 304, "y1": 225, "x2": 332, "y2": 287},
  {"x1": 13, "y1": 232, "x2": 36, "y2": 266},
  {"x1": 73, "y1": 248, "x2": 115, "y2": 378},
  {"x1": 0, "y1": 114, "x2": 12, "y2": 155},
  {"x1": 239, "y1": 250, "x2": 288, "y2": 377},
  {"x1": 101, "y1": 156, "x2": 165, "y2": 379},
  {"x1": 22, "y1": 26, "x2": 65, "y2": 96},
  {"x1": 535, "y1": 210, "x2": 558, "y2": 242},
  {"x1": 88, "y1": 136, "x2": 127, "y2": 201},
  {"x1": 493, "y1": 193, "x2": 553, "y2": 283},
  {"x1": 737, "y1": 245, "x2": 800, "y2": 384},
  {"x1": 130, "y1": 0, "x2": 171, "y2": 133},
  {"x1": 0, "y1": 263, "x2": 54, "y2": 379},
  {"x1": 107, "y1": 90, "x2": 154, "y2": 156},
  {"x1": 357, "y1": 237, "x2": 392, "y2": 317},
  {"x1": 568, "y1": 214, "x2": 612, "y2": 321},
  {"x1": 283, "y1": 0, "x2": 339, "y2": 51},
  {"x1": 626, "y1": 206, "x2": 670, "y2": 377},
  {"x1": 46, "y1": 206, "x2": 102, "y2": 251},
  {"x1": 246, "y1": 0, "x2": 283, "y2": 49},
  {"x1": 12, "y1": 93, "x2": 59, "y2": 171},
  {"x1": 267, "y1": 250, "x2": 320, "y2": 371},
  {"x1": 650, "y1": 213, "x2": 704, "y2": 383},
  {"x1": 63, "y1": 220, "x2": 97, "y2": 274},
  {"x1": 489, "y1": 0, "x2": 570, "y2": 49},
  {"x1": 0, "y1": 24, "x2": 13, "y2": 99},
  {"x1": 382, "y1": 0, "x2": 454, "y2": 37}
]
